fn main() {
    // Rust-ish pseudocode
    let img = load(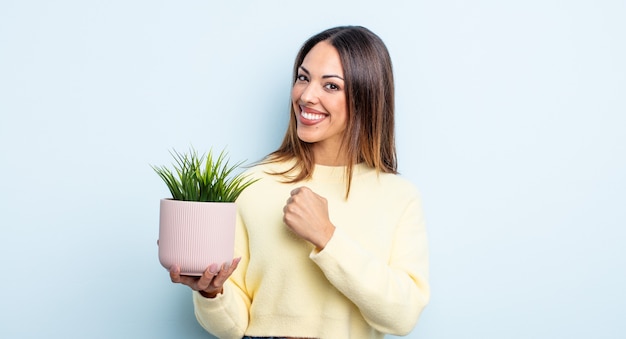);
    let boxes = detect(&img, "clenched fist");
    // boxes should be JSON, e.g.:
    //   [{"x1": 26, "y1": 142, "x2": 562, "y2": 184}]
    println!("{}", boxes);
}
[{"x1": 283, "y1": 186, "x2": 336, "y2": 250}]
